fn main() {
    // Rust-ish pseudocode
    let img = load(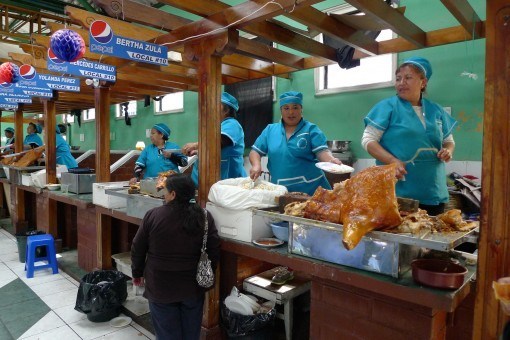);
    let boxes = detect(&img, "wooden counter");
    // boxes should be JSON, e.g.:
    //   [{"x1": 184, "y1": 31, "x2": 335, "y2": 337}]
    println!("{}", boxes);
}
[{"x1": 221, "y1": 238, "x2": 476, "y2": 339}]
